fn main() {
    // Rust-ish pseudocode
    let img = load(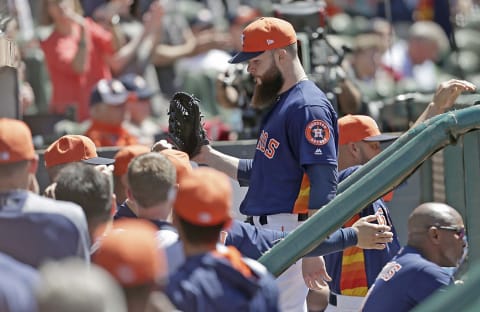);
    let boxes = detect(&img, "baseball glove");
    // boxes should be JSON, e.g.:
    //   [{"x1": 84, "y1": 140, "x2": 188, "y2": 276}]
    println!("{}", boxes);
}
[{"x1": 166, "y1": 92, "x2": 209, "y2": 158}]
